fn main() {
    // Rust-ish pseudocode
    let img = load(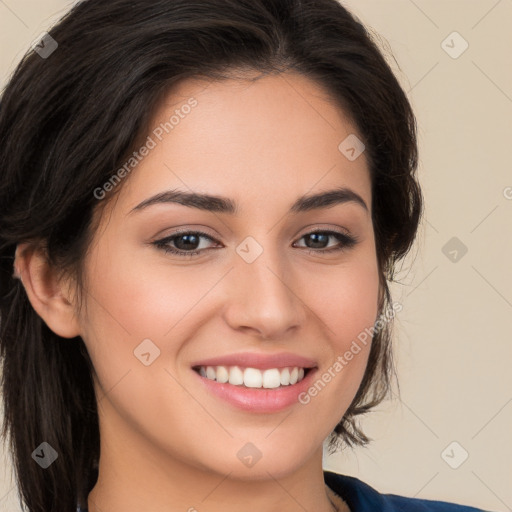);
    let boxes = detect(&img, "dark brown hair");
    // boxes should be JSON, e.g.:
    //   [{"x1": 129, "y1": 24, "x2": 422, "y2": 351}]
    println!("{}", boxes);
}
[{"x1": 0, "y1": 0, "x2": 422, "y2": 510}]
